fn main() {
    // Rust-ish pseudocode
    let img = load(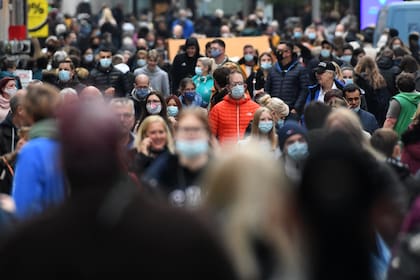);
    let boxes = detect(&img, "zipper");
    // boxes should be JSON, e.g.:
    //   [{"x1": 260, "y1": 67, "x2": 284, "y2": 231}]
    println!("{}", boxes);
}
[{"x1": 237, "y1": 103, "x2": 240, "y2": 141}]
